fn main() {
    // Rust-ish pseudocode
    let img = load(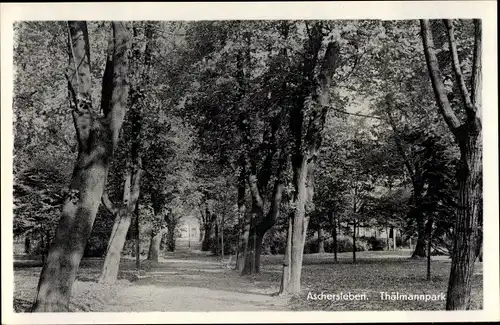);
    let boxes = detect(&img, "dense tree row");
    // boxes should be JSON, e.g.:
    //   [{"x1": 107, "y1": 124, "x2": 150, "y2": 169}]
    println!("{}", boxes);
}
[{"x1": 12, "y1": 19, "x2": 482, "y2": 311}]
